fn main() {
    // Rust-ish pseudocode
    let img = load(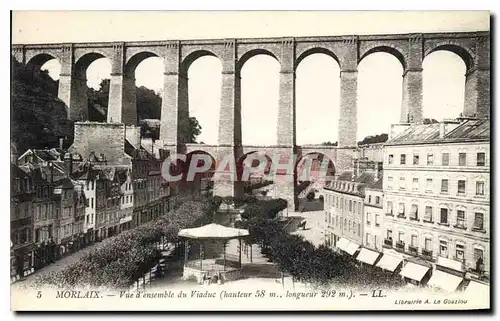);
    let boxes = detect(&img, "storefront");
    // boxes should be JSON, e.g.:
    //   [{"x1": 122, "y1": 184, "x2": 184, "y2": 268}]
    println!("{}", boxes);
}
[
  {"x1": 427, "y1": 270, "x2": 464, "y2": 292},
  {"x1": 356, "y1": 248, "x2": 381, "y2": 266},
  {"x1": 426, "y1": 256, "x2": 465, "y2": 292},
  {"x1": 376, "y1": 252, "x2": 403, "y2": 272},
  {"x1": 400, "y1": 261, "x2": 431, "y2": 286}
]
